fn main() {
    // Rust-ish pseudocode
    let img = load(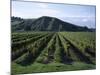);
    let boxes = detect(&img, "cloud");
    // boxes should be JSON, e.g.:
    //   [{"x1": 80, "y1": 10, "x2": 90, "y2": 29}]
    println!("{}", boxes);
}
[
  {"x1": 82, "y1": 19, "x2": 88, "y2": 22},
  {"x1": 12, "y1": 8, "x2": 62, "y2": 18},
  {"x1": 12, "y1": 9, "x2": 22, "y2": 17},
  {"x1": 36, "y1": 3, "x2": 48, "y2": 8},
  {"x1": 40, "y1": 9, "x2": 61, "y2": 16},
  {"x1": 27, "y1": 8, "x2": 62, "y2": 18}
]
